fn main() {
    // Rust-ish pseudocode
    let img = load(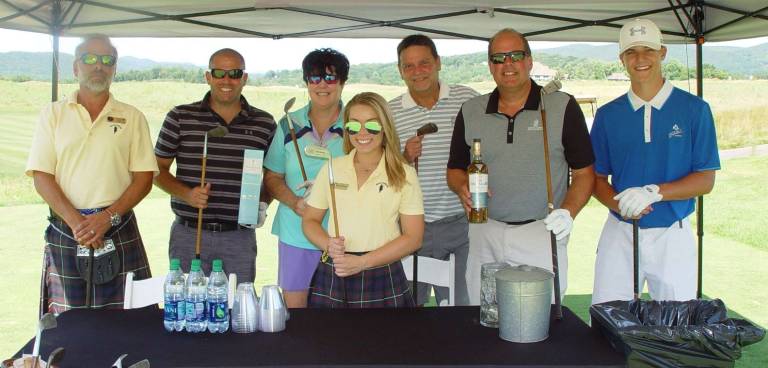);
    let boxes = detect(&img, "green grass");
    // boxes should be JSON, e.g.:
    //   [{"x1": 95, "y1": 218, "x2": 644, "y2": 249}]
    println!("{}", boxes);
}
[{"x1": 0, "y1": 80, "x2": 766, "y2": 365}]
